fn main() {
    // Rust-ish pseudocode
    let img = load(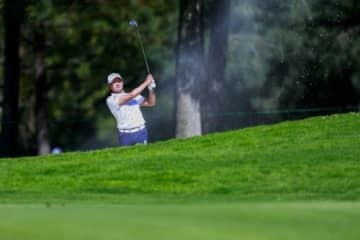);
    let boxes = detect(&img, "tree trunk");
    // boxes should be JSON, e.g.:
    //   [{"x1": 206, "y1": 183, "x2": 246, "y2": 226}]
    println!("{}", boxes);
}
[
  {"x1": 34, "y1": 28, "x2": 51, "y2": 155},
  {"x1": 0, "y1": 0, "x2": 25, "y2": 157},
  {"x1": 176, "y1": 0, "x2": 205, "y2": 138},
  {"x1": 202, "y1": 0, "x2": 231, "y2": 134}
]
